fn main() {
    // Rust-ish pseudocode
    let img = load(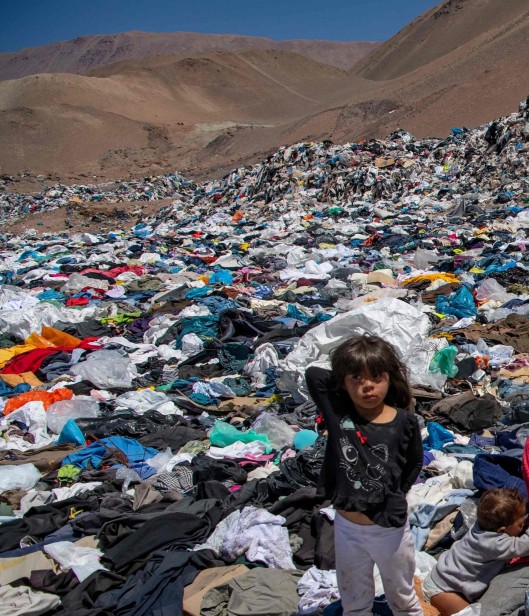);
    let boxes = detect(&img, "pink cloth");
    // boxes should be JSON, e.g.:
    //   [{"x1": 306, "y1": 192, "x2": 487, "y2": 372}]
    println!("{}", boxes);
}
[{"x1": 523, "y1": 437, "x2": 529, "y2": 499}]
